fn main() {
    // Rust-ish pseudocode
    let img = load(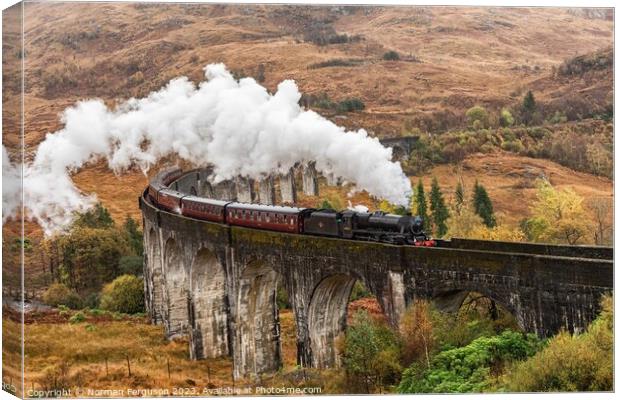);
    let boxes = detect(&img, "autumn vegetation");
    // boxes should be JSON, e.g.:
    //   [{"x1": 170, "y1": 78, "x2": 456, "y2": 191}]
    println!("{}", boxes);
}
[{"x1": 40, "y1": 204, "x2": 145, "y2": 312}]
